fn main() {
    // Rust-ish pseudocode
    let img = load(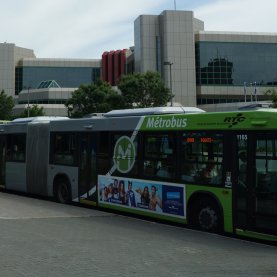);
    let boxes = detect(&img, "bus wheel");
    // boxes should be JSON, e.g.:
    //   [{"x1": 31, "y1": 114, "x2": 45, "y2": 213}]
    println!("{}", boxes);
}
[
  {"x1": 191, "y1": 198, "x2": 222, "y2": 233},
  {"x1": 54, "y1": 178, "x2": 71, "y2": 204}
]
